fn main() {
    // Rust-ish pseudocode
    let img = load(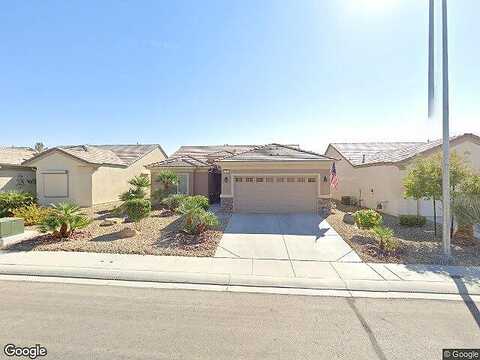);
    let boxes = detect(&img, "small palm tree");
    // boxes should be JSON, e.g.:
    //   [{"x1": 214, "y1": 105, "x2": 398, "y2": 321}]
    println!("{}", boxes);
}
[
  {"x1": 40, "y1": 202, "x2": 91, "y2": 238},
  {"x1": 157, "y1": 170, "x2": 179, "y2": 196}
]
